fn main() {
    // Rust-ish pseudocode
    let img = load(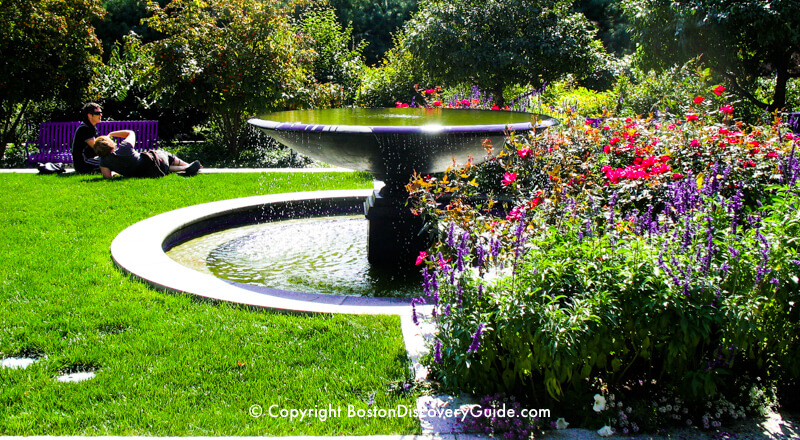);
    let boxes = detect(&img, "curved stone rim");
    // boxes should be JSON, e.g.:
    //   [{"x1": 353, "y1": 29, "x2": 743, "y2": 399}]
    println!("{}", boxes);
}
[
  {"x1": 248, "y1": 115, "x2": 558, "y2": 135},
  {"x1": 110, "y1": 189, "x2": 413, "y2": 315}
]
